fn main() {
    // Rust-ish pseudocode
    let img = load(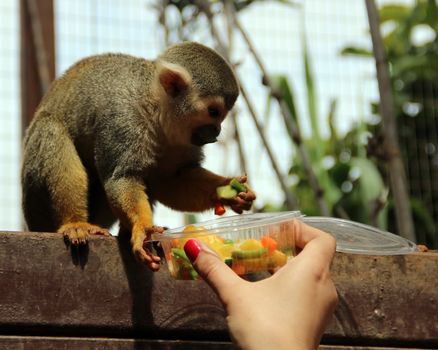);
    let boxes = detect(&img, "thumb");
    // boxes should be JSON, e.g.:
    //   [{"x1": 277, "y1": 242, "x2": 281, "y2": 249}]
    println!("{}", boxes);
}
[{"x1": 184, "y1": 239, "x2": 242, "y2": 299}]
